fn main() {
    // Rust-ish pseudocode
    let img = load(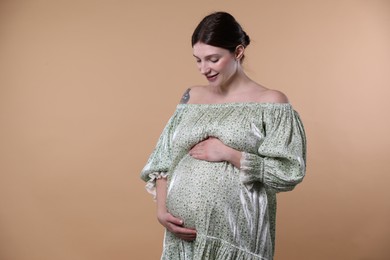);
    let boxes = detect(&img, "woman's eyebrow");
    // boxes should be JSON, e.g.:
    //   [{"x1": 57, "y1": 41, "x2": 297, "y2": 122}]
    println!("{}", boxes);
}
[{"x1": 192, "y1": 54, "x2": 219, "y2": 59}]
